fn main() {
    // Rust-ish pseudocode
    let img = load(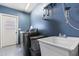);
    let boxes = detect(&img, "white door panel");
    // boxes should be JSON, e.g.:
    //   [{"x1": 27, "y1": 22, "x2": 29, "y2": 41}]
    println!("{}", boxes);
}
[{"x1": 1, "y1": 14, "x2": 18, "y2": 47}]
